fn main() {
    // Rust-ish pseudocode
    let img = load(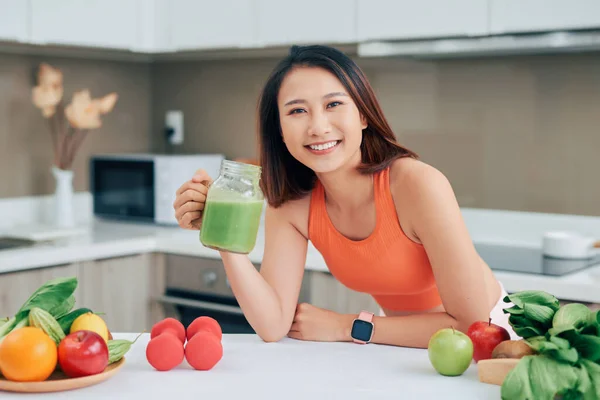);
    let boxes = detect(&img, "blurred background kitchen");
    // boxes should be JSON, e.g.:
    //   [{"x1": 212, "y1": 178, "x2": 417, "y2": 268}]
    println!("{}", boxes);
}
[{"x1": 1, "y1": 1, "x2": 599, "y2": 334}]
